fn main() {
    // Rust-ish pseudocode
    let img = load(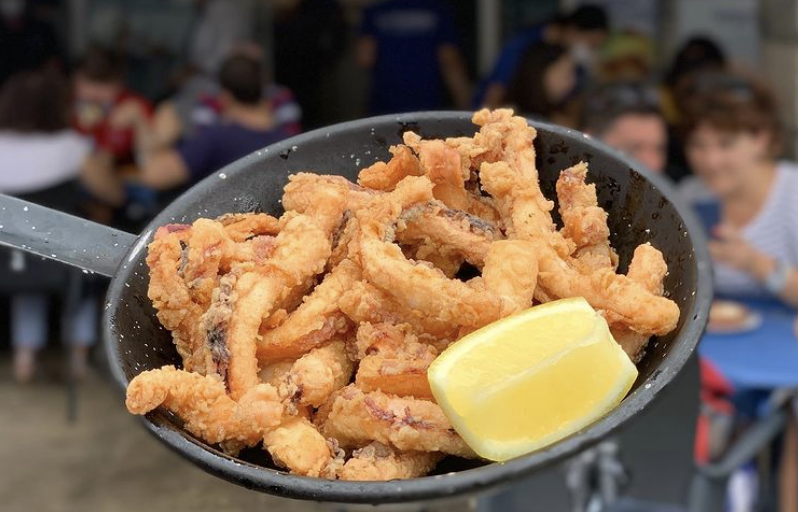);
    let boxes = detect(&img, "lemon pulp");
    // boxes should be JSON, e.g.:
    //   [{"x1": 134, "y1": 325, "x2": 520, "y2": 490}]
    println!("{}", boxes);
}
[{"x1": 428, "y1": 297, "x2": 638, "y2": 462}]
